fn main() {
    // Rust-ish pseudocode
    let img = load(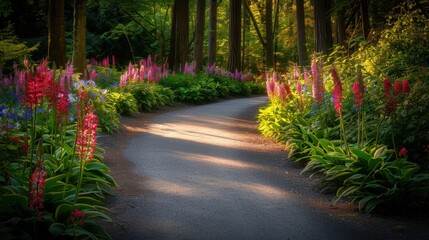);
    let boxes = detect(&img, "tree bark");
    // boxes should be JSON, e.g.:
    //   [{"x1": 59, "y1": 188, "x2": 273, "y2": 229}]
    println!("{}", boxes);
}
[
  {"x1": 168, "y1": 0, "x2": 189, "y2": 72},
  {"x1": 208, "y1": 0, "x2": 217, "y2": 66},
  {"x1": 266, "y1": 0, "x2": 274, "y2": 68},
  {"x1": 48, "y1": 0, "x2": 66, "y2": 68},
  {"x1": 296, "y1": 0, "x2": 308, "y2": 66},
  {"x1": 72, "y1": 0, "x2": 87, "y2": 74},
  {"x1": 361, "y1": 0, "x2": 370, "y2": 39},
  {"x1": 228, "y1": 0, "x2": 242, "y2": 72},
  {"x1": 194, "y1": 0, "x2": 205, "y2": 71},
  {"x1": 313, "y1": 0, "x2": 333, "y2": 54}
]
